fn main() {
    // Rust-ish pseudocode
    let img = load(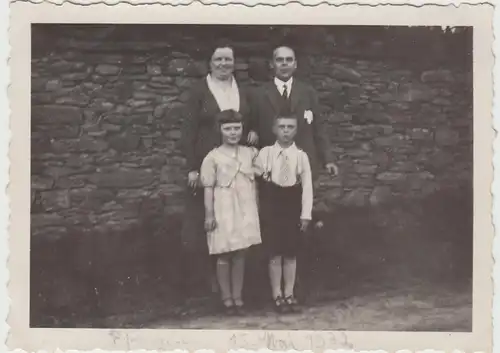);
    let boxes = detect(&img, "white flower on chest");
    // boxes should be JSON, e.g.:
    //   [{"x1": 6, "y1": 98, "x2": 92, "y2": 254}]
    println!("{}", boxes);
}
[{"x1": 304, "y1": 110, "x2": 313, "y2": 124}]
